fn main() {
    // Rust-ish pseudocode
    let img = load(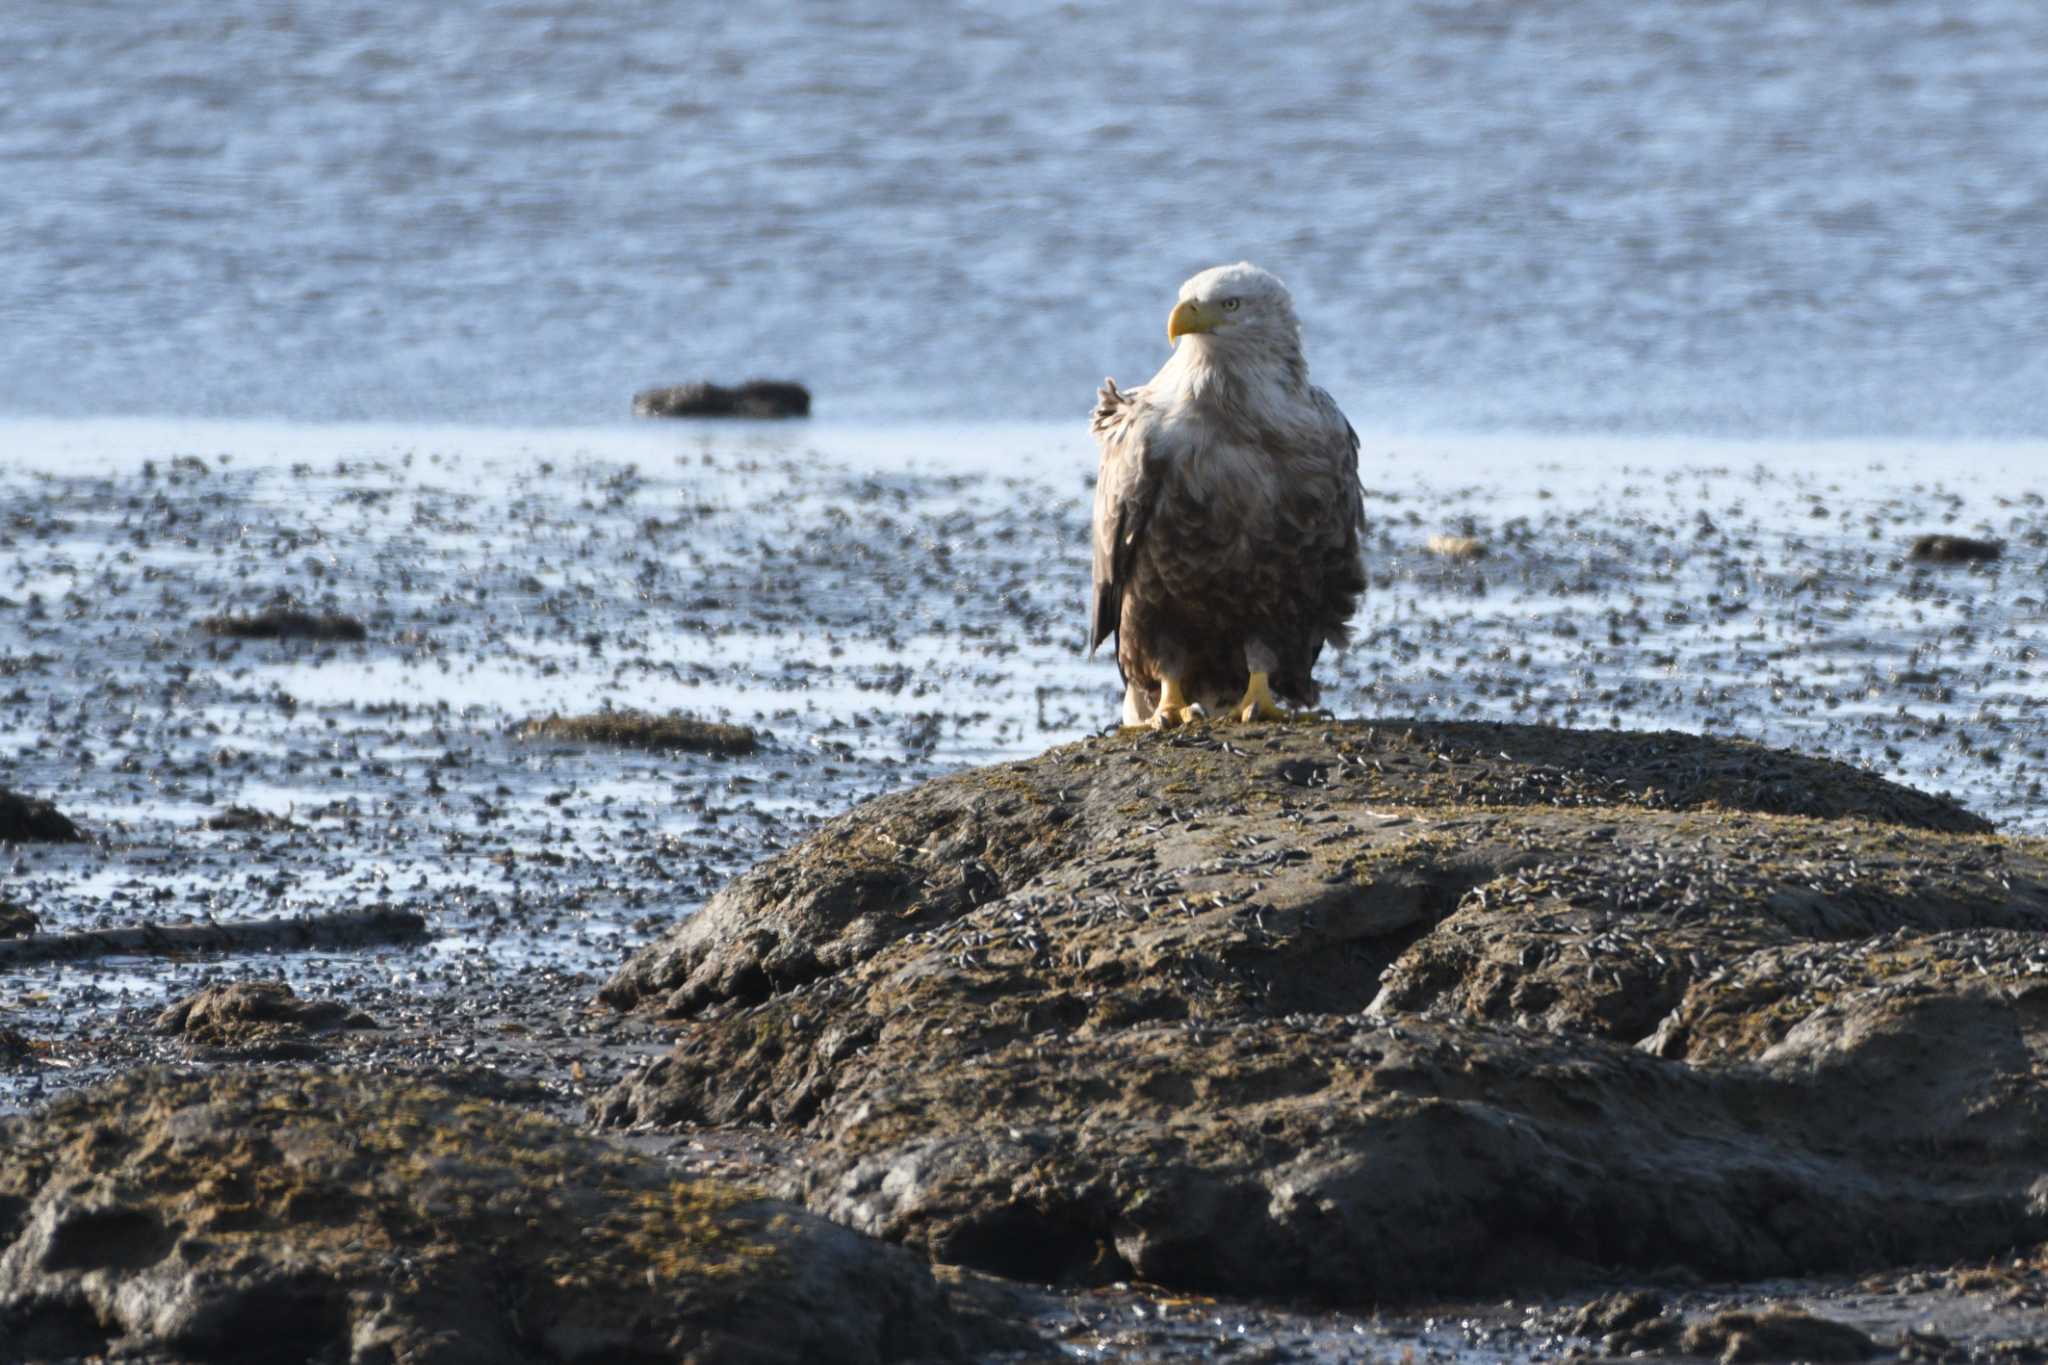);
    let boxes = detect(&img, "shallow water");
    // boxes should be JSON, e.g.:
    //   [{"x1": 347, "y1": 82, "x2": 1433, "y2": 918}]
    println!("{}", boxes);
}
[{"x1": 7, "y1": 2, "x2": 2048, "y2": 434}]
